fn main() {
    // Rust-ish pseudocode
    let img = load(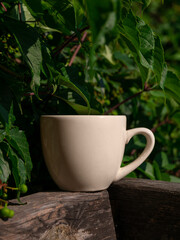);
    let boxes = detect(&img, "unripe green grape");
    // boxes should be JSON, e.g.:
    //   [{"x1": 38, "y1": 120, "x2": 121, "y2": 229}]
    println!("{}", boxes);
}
[
  {"x1": 0, "y1": 207, "x2": 10, "y2": 218},
  {"x1": 8, "y1": 209, "x2": 15, "y2": 218},
  {"x1": 19, "y1": 184, "x2": 28, "y2": 193},
  {"x1": 47, "y1": 34, "x2": 53, "y2": 40},
  {"x1": 2, "y1": 193, "x2": 8, "y2": 199}
]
